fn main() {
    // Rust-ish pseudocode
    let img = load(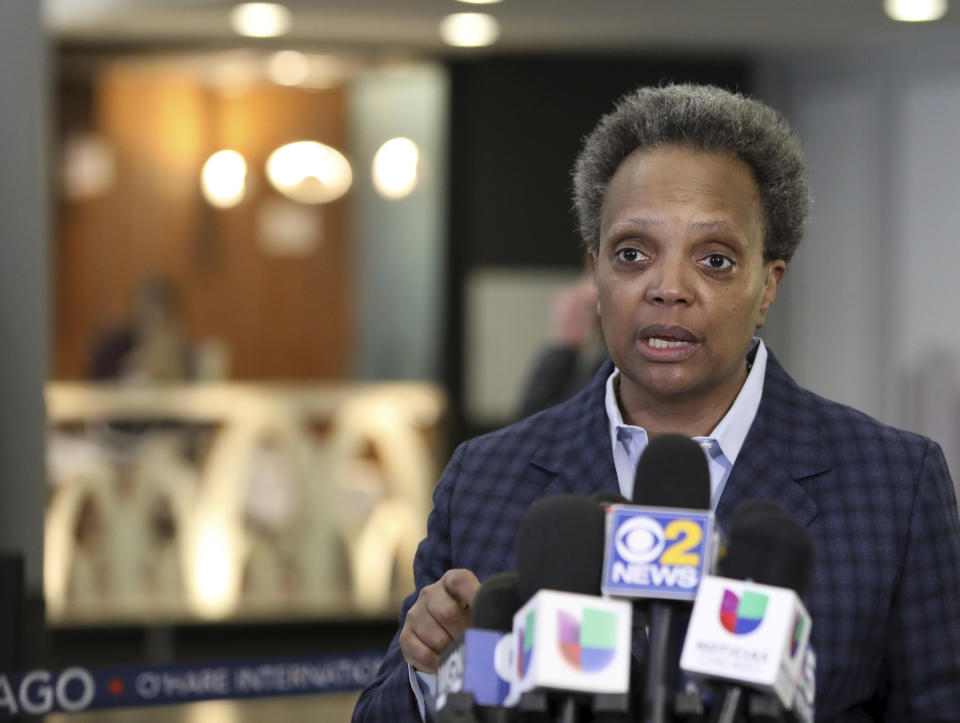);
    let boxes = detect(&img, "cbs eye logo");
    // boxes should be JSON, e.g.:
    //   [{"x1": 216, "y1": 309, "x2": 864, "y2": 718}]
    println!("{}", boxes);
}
[{"x1": 613, "y1": 515, "x2": 702, "y2": 566}]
